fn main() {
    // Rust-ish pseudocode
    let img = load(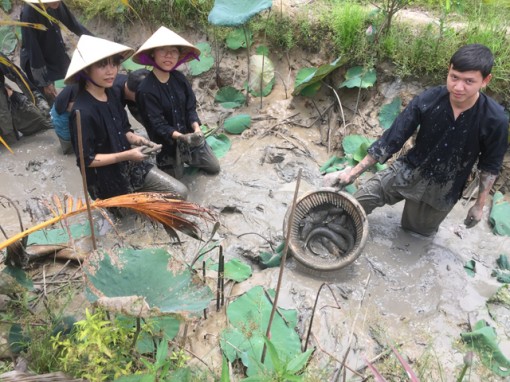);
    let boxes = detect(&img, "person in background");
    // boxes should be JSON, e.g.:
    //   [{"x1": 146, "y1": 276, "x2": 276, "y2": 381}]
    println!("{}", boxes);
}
[
  {"x1": 132, "y1": 26, "x2": 220, "y2": 179},
  {"x1": 50, "y1": 83, "x2": 77, "y2": 154},
  {"x1": 0, "y1": 53, "x2": 52, "y2": 143},
  {"x1": 324, "y1": 44, "x2": 508, "y2": 236},
  {"x1": 112, "y1": 68, "x2": 150, "y2": 125},
  {"x1": 20, "y1": 0, "x2": 92, "y2": 104},
  {"x1": 65, "y1": 35, "x2": 188, "y2": 200}
]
